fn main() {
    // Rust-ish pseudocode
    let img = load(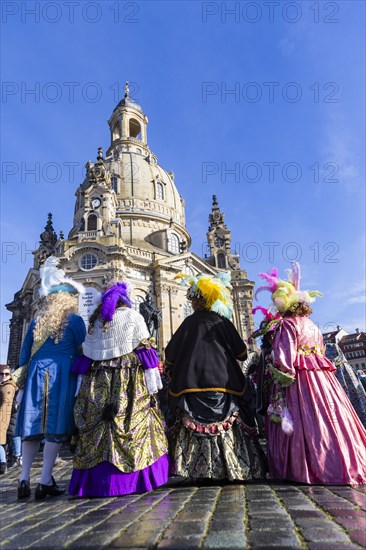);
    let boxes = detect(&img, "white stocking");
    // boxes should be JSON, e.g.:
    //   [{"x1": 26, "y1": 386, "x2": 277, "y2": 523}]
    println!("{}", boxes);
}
[
  {"x1": 20, "y1": 440, "x2": 40, "y2": 482},
  {"x1": 40, "y1": 441, "x2": 62, "y2": 485}
]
